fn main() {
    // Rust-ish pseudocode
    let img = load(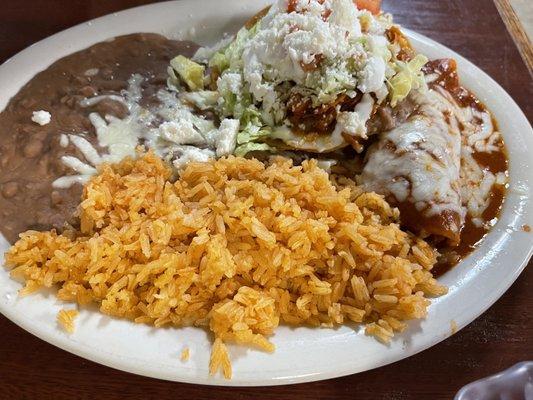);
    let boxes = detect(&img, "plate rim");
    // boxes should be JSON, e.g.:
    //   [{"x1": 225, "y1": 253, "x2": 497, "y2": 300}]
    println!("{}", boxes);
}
[{"x1": 0, "y1": 0, "x2": 531, "y2": 387}]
